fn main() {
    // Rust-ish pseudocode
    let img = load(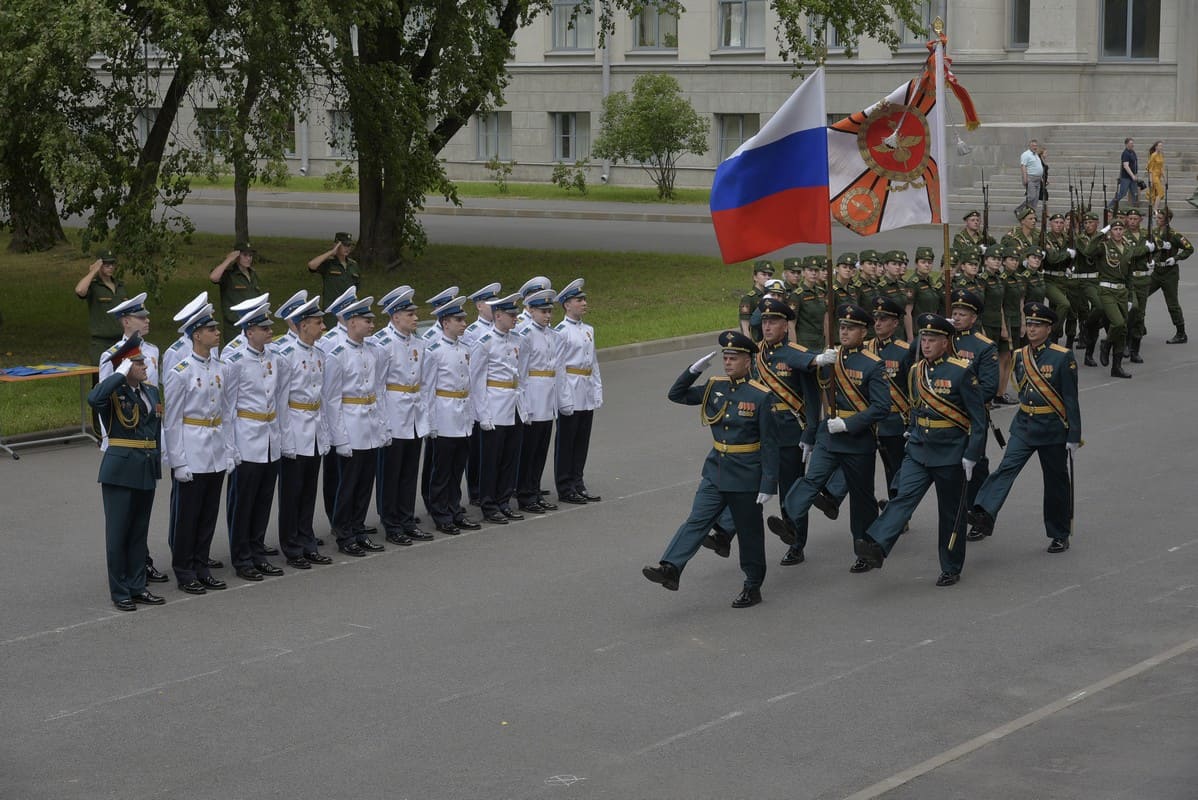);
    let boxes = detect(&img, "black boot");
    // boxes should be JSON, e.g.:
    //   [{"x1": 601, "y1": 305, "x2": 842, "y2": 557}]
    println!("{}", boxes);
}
[
  {"x1": 1084, "y1": 337, "x2": 1097, "y2": 367},
  {"x1": 1110, "y1": 353, "x2": 1132, "y2": 379},
  {"x1": 1099, "y1": 338, "x2": 1112, "y2": 367},
  {"x1": 1065, "y1": 333, "x2": 1075, "y2": 349},
  {"x1": 1167, "y1": 325, "x2": 1188, "y2": 344},
  {"x1": 1129, "y1": 337, "x2": 1143, "y2": 363}
]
